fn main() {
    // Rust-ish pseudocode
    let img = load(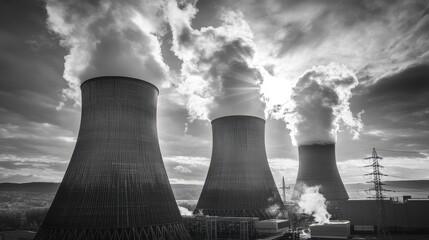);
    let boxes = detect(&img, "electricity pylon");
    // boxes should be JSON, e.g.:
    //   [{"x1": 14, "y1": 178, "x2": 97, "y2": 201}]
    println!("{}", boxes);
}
[{"x1": 364, "y1": 148, "x2": 392, "y2": 240}]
